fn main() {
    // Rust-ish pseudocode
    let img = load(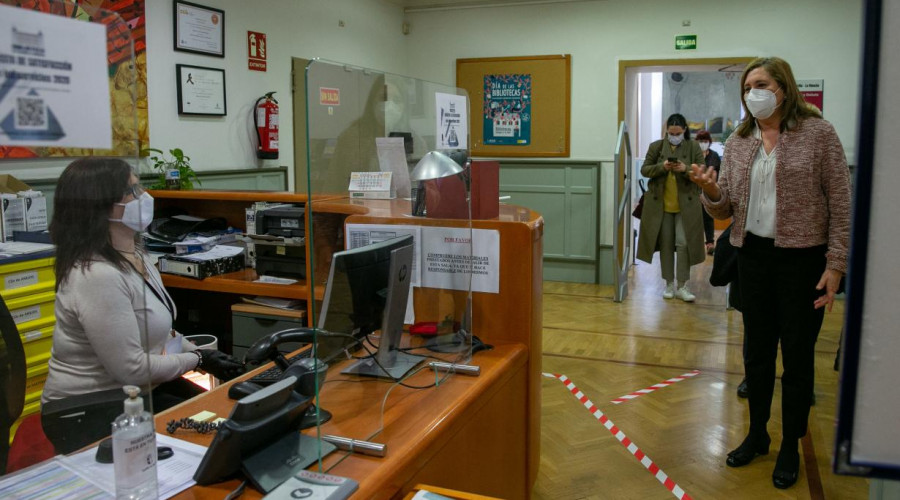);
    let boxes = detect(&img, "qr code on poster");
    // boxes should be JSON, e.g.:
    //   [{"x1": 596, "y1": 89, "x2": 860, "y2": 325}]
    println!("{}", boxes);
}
[{"x1": 15, "y1": 96, "x2": 47, "y2": 130}]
